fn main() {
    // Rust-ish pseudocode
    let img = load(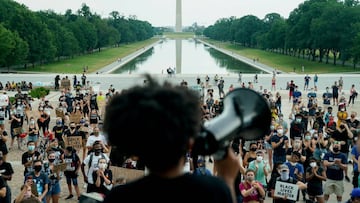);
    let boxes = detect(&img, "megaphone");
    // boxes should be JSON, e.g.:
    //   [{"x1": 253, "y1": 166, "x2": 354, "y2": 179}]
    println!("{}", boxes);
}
[{"x1": 193, "y1": 88, "x2": 271, "y2": 159}]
